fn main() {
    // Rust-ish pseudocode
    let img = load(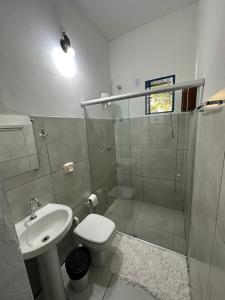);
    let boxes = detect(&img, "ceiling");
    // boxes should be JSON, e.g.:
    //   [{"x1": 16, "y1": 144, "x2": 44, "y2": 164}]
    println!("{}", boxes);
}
[{"x1": 73, "y1": 0, "x2": 196, "y2": 40}]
